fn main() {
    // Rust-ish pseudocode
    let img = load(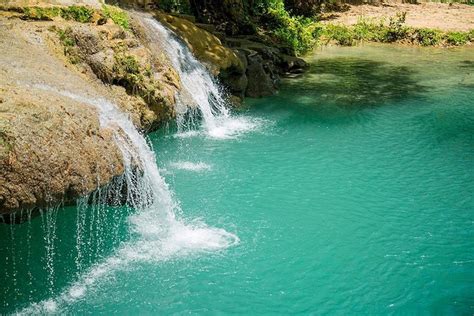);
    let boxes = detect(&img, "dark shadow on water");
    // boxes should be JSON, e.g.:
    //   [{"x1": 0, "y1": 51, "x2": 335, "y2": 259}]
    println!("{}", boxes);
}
[
  {"x1": 459, "y1": 60, "x2": 474, "y2": 69},
  {"x1": 282, "y1": 57, "x2": 428, "y2": 109}
]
